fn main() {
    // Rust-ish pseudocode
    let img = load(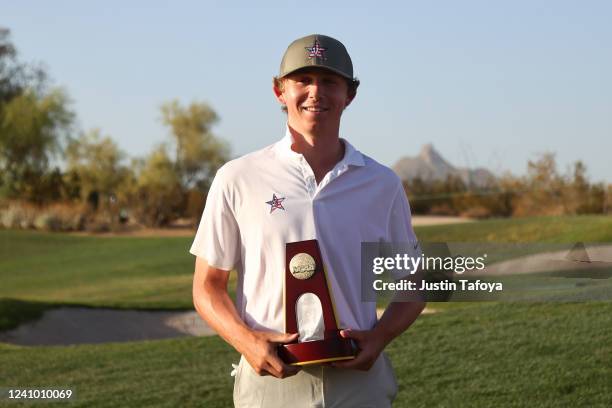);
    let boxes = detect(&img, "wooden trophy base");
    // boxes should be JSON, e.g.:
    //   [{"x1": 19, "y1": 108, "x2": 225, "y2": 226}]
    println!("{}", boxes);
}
[{"x1": 278, "y1": 333, "x2": 356, "y2": 366}]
